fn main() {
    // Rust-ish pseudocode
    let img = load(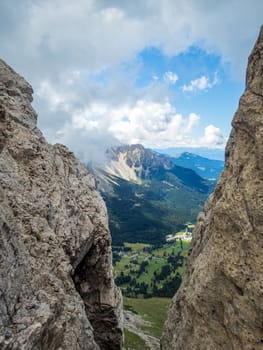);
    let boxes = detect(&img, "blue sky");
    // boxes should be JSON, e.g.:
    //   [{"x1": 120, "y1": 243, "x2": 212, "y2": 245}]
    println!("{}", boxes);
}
[
  {"x1": 137, "y1": 46, "x2": 244, "y2": 137},
  {"x1": 0, "y1": 0, "x2": 262, "y2": 162}
]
